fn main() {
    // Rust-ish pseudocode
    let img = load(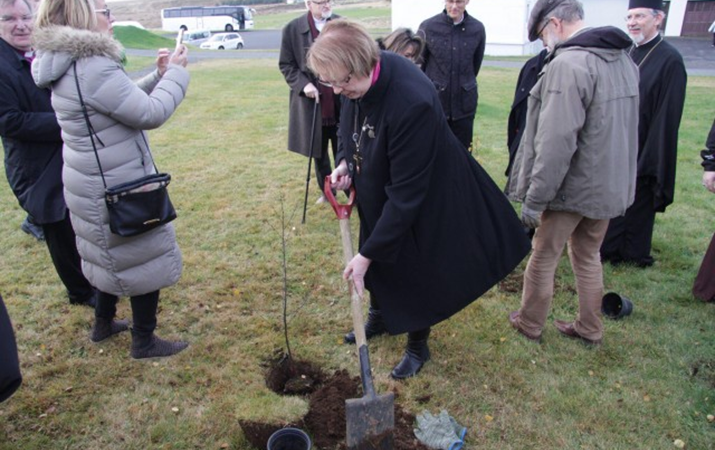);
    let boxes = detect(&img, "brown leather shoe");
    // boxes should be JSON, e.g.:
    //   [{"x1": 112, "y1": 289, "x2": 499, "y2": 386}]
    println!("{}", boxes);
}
[
  {"x1": 509, "y1": 311, "x2": 541, "y2": 343},
  {"x1": 553, "y1": 320, "x2": 602, "y2": 346}
]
